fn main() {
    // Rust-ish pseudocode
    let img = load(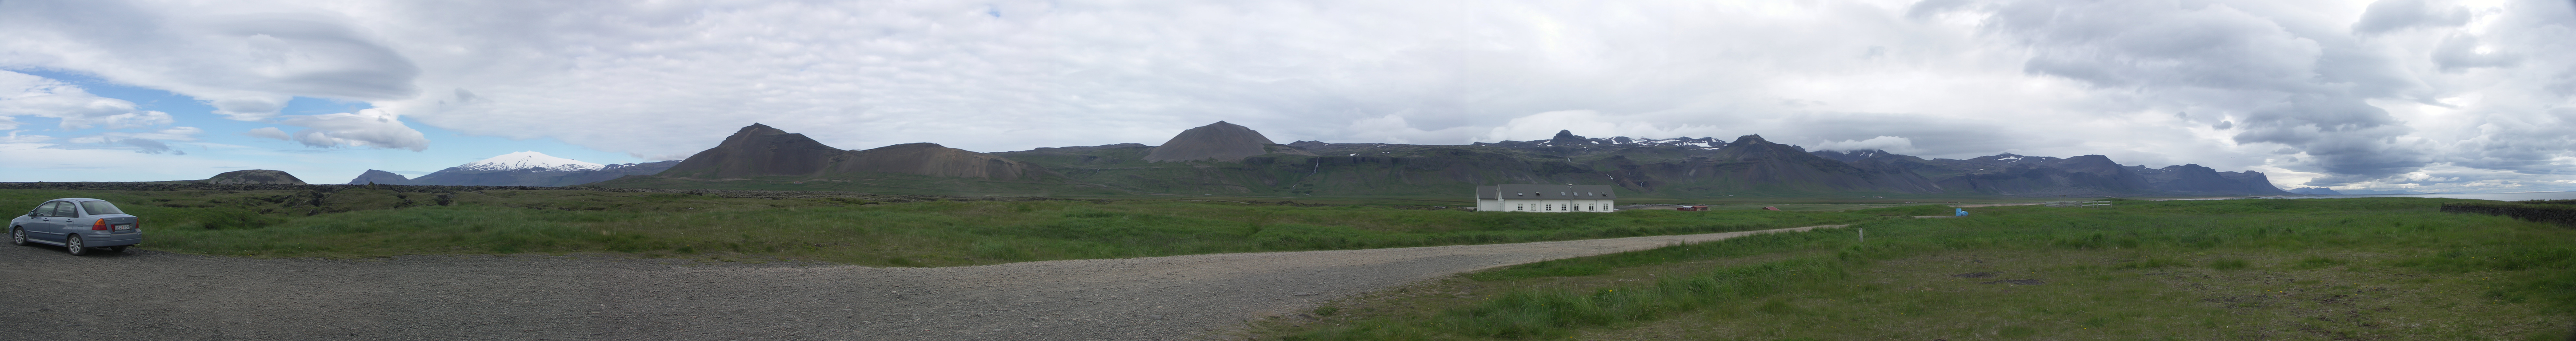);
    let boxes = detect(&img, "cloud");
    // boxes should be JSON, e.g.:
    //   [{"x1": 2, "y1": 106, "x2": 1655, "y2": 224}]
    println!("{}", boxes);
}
[
  {"x1": 1, "y1": 131, "x2": 50, "y2": 143},
  {"x1": 0, "y1": 0, "x2": 2569, "y2": 191},
  {"x1": 61, "y1": 127, "x2": 204, "y2": 143},
  {"x1": 121, "y1": 138, "x2": 183, "y2": 155},
  {"x1": 2431, "y1": 33, "x2": 2521, "y2": 72},
  {"x1": 1476, "y1": 111, "x2": 1726, "y2": 143},
  {"x1": 272, "y1": 108, "x2": 428, "y2": 151},
  {"x1": 37, "y1": 127, "x2": 203, "y2": 155},
  {"x1": 2350, "y1": 0, "x2": 2470, "y2": 35},
  {"x1": 0, "y1": 70, "x2": 175, "y2": 130},
  {"x1": 244, "y1": 127, "x2": 289, "y2": 140},
  {"x1": 1340, "y1": 114, "x2": 1486, "y2": 144},
  {"x1": 0, "y1": 0, "x2": 421, "y2": 120},
  {"x1": 1814, "y1": 136, "x2": 1921, "y2": 154},
  {"x1": 1980, "y1": 0, "x2": 2451, "y2": 185}
]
